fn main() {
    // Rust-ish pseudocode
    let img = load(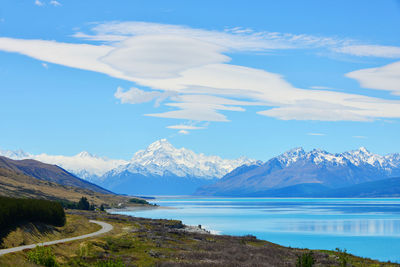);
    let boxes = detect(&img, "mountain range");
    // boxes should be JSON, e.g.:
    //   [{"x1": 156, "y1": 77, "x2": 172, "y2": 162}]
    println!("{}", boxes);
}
[
  {"x1": 0, "y1": 139, "x2": 255, "y2": 195},
  {"x1": 2, "y1": 141, "x2": 400, "y2": 197},
  {"x1": 196, "y1": 147, "x2": 400, "y2": 196}
]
